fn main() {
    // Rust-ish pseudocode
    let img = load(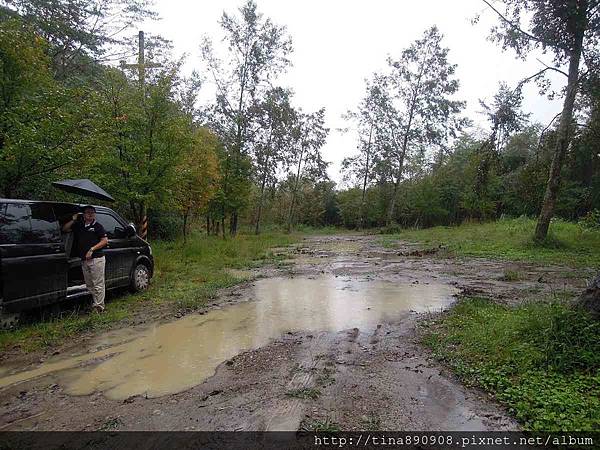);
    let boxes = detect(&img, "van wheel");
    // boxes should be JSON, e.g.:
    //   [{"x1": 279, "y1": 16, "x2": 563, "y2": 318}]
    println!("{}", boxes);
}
[
  {"x1": 0, "y1": 310, "x2": 20, "y2": 330},
  {"x1": 130, "y1": 263, "x2": 150, "y2": 292}
]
